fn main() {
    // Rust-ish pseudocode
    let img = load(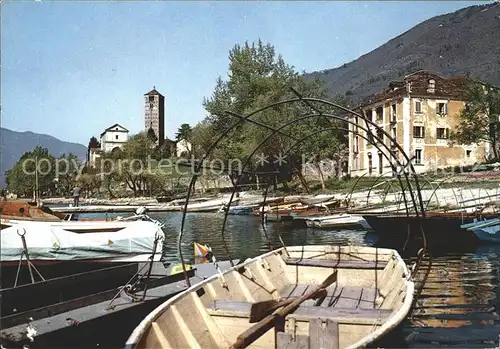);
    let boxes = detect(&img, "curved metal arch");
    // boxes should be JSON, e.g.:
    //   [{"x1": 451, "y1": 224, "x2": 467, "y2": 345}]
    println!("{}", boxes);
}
[
  {"x1": 461, "y1": 167, "x2": 498, "y2": 211},
  {"x1": 280, "y1": 128, "x2": 411, "y2": 217},
  {"x1": 287, "y1": 96, "x2": 427, "y2": 215},
  {"x1": 177, "y1": 92, "x2": 428, "y2": 286},
  {"x1": 216, "y1": 112, "x2": 422, "y2": 264},
  {"x1": 345, "y1": 172, "x2": 370, "y2": 208},
  {"x1": 365, "y1": 172, "x2": 397, "y2": 208},
  {"x1": 423, "y1": 173, "x2": 463, "y2": 212},
  {"x1": 417, "y1": 176, "x2": 437, "y2": 210},
  {"x1": 228, "y1": 94, "x2": 425, "y2": 206},
  {"x1": 280, "y1": 126, "x2": 412, "y2": 218},
  {"x1": 388, "y1": 175, "x2": 437, "y2": 212},
  {"x1": 423, "y1": 172, "x2": 455, "y2": 210},
  {"x1": 379, "y1": 172, "x2": 404, "y2": 209}
]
